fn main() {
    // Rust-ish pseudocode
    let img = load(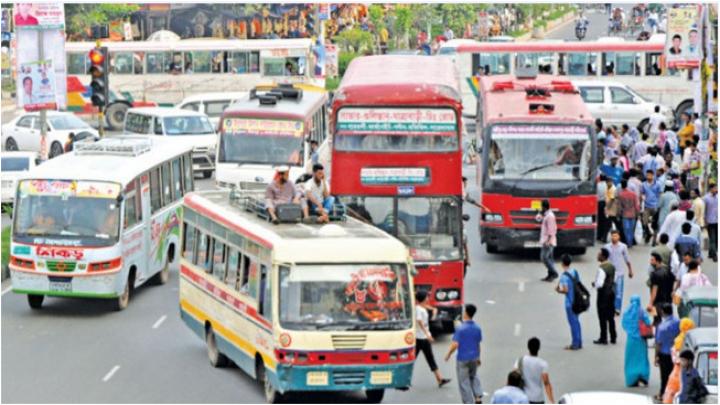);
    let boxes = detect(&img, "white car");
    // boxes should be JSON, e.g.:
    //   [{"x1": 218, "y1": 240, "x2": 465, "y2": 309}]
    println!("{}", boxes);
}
[
  {"x1": 2, "y1": 111, "x2": 99, "y2": 158},
  {"x1": 559, "y1": 391, "x2": 653, "y2": 404},
  {"x1": 573, "y1": 80, "x2": 675, "y2": 132},
  {"x1": 176, "y1": 92, "x2": 248, "y2": 130},
  {"x1": 1, "y1": 151, "x2": 37, "y2": 205},
  {"x1": 123, "y1": 107, "x2": 217, "y2": 178}
]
